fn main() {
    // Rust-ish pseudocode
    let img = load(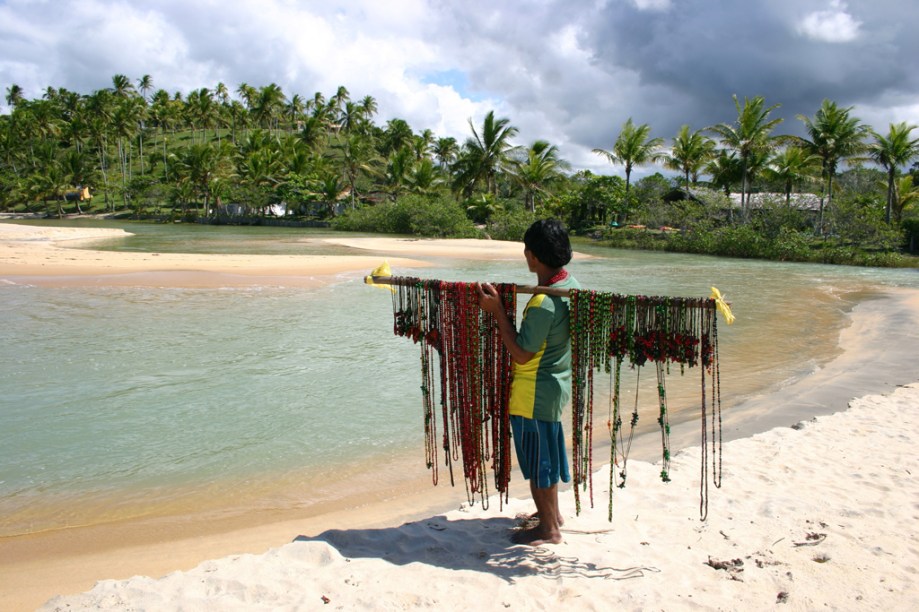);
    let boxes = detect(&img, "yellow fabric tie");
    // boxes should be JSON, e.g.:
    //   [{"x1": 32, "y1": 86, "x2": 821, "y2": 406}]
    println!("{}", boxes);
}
[
  {"x1": 365, "y1": 261, "x2": 395, "y2": 293},
  {"x1": 710, "y1": 287, "x2": 735, "y2": 325}
]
